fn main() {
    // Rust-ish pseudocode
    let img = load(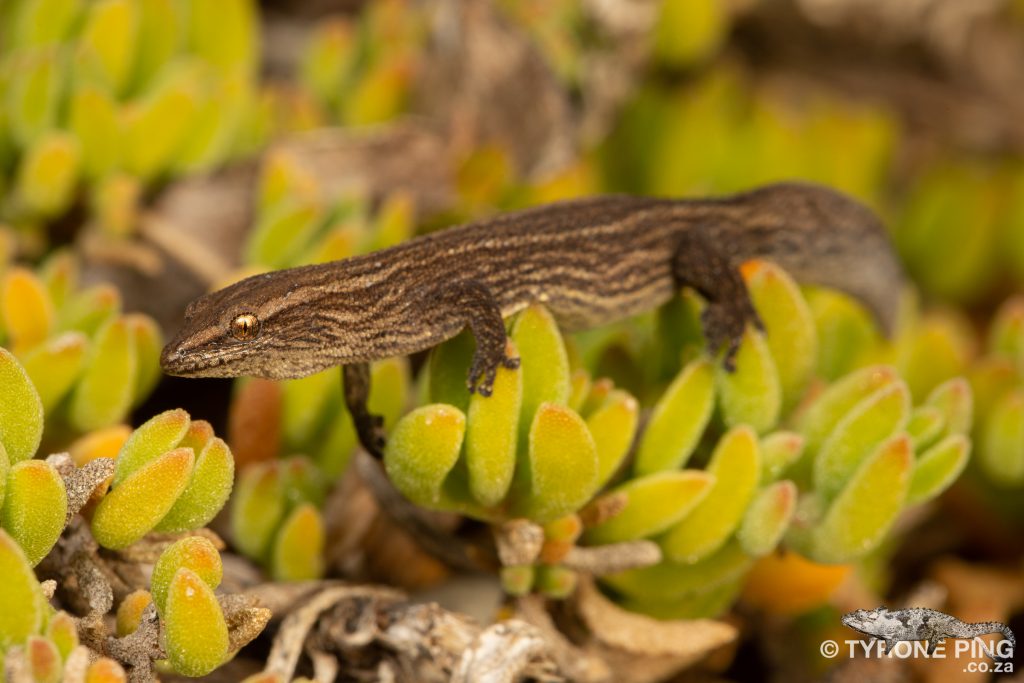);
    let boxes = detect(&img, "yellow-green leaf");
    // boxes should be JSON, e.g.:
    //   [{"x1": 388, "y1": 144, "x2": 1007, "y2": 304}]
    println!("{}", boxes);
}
[
  {"x1": 908, "y1": 435, "x2": 970, "y2": 505},
  {"x1": 799, "y1": 365, "x2": 899, "y2": 456},
  {"x1": 979, "y1": 390, "x2": 1024, "y2": 486},
  {"x1": 813, "y1": 381, "x2": 910, "y2": 500},
  {"x1": 585, "y1": 471, "x2": 714, "y2": 544},
  {"x1": 1, "y1": 459, "x2": 67, "y2": 565},
  {"x1": 716, "y1": 327, "x2": 781, "y2": 433},
  {"x1": 91, "y1": 447, "x2": 195, "y2": 549},
  {"x1": 114, "y1": 408, "x2": 190, "y2": 486},
  {"x1": 69, "y1": 317, "x2": 138, "y2": 431},
  {"x1": 512, "y1": 305, "x2": 570, "y2": 444},
  {"x1": 808, "y1": 434, "x2": 912, "y2": 563},
  {"x1": 271, "y1": 502, "x2": 325, "y2": 581},
  {"x1": 2, "y1": 266, "x2": 55, "y2": 354},
  {"x1": 151, "y1": 536, "x2": 222, "y2": 615},
  {"x1": 466, "y1": 342, "x2": 522, "y2": 507},
  {"x1": 163, "y1": 567, "x2": 229, "y2": 677},
  {"x1": 661, "y1": 426, "x2": 760, "y2": 563},
  {"x1": 77, "y1": 0, "x2": 139, "y2": 96},
  {"x1": 513, "y1": 403, "x2": 598, "y2": 523},
  {"x1": 384, "y1": 404, "x2": 465, "y2": 508},
  {"x1": 21, "y1": 332, "x2": 88, "y2": 412},
  {"x1": 738, "y1": 480, "x2": 796, "y2": 557},
  {"x1": 230, "y1": 462, "x2": 285, "y2": 560},
  {"x1": 155, "y1": 437, "x2": 234, "y2": 532},
  {"x1": 587, "y1": 389, "x2": 639, "y2": 487},
  {"x1": 0, "y1": 347, "x2": 44, "y2": 463},
  {"x1": 635, "y1": 358, "x2": 715, "y2": 475},
  {"x1": 0, "y1": 529, "x2": 45, "y2": 649},
  {"x1": 745, "y1": 260, "x2": 818, "y2": 411}
]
